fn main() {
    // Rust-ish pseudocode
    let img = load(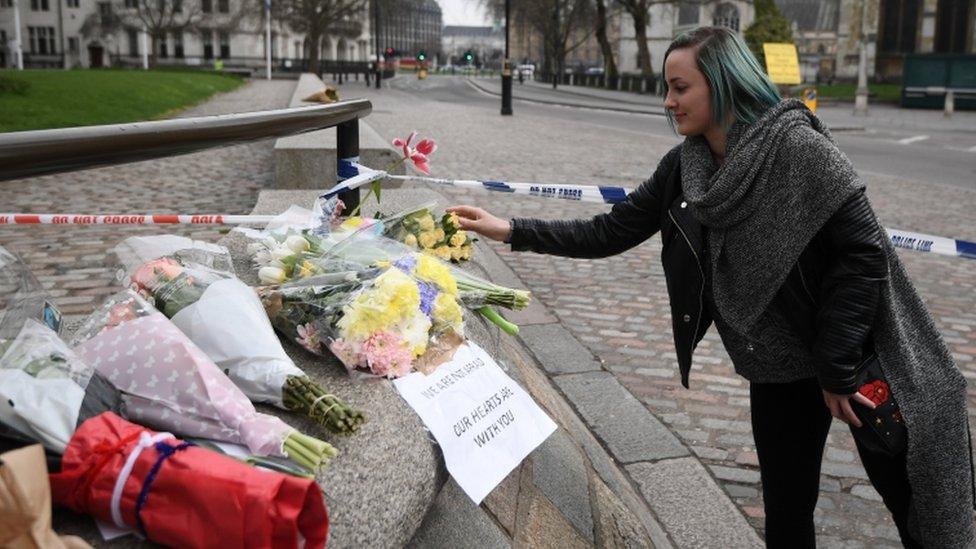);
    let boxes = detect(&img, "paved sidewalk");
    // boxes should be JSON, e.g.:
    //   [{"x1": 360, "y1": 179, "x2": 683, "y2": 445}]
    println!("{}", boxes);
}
[
  {"x1": 350, "y1": 76, "x2": 976, "y2": 547},
  {"x1": 0, "y1": 79, "x2": 295, "y2": 317},
  {"x1": 471, "y1": 76, "x2": 976, "y2": 134}
]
